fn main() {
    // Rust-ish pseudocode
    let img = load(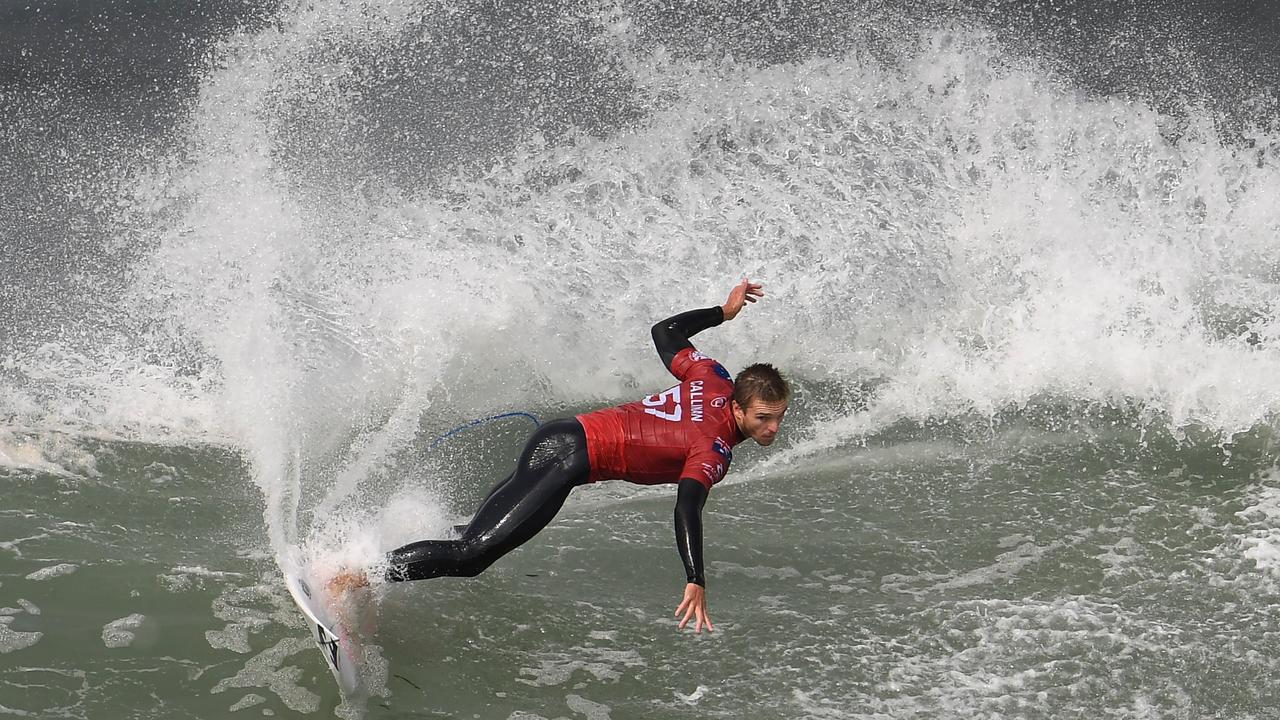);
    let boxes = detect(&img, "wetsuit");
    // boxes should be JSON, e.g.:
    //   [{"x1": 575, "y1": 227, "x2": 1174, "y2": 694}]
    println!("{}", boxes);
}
[{"x1": 385, "y1": 306, "x2": 742, "y2": 586}]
